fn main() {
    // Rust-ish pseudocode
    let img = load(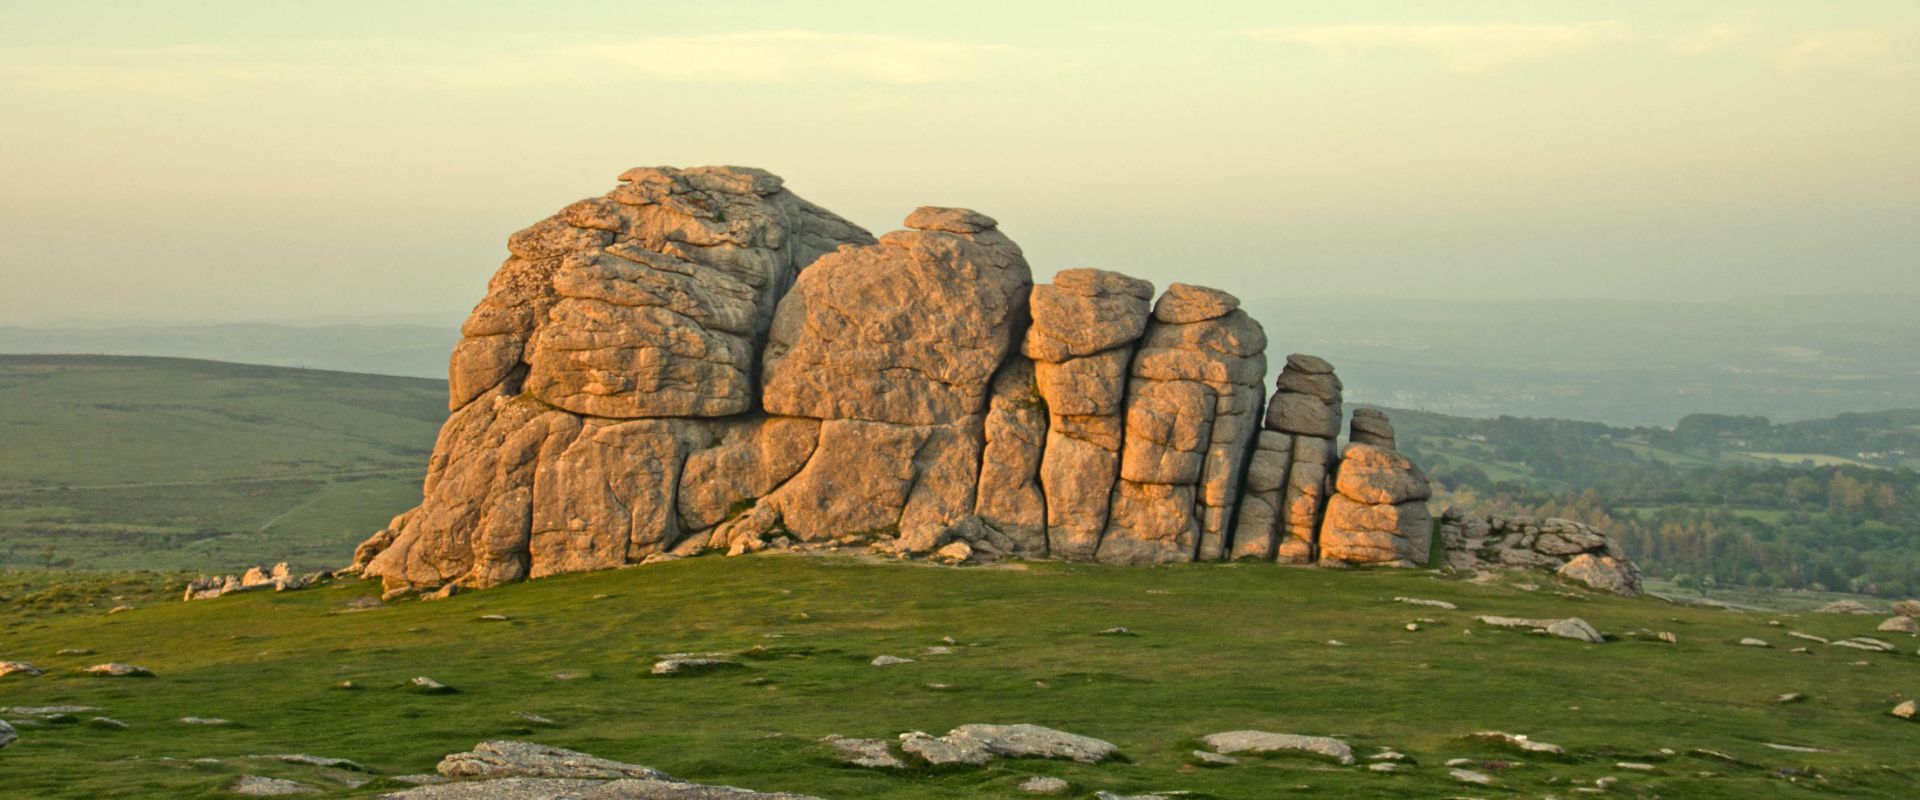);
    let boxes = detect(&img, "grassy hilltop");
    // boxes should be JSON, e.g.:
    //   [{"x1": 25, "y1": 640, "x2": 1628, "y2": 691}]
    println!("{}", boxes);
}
[
  {"x1": 2, "y1": 557, "x2": 1917, "y2": 799},
  {"x1": 0, "y1": 355, "x2": 444, "y2": 572}
]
